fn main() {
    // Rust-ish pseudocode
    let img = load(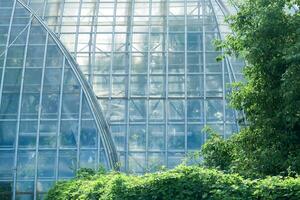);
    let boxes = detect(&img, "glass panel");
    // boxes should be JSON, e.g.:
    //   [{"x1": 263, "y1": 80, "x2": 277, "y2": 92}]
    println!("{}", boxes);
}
[
  {"x1": 0, "y1": 182, "x2": 12, "y2": 200},
  {"x1": 17, "y1": 151, "x2": 36, "y2": 178},
  {"x1": 129, "y1": 125, "x2": 146, "y2": 151},
  {"x1": 23, "y1": 68, "x2": 42, "y2": 92},
  {"x1": 187, "y1": 53, "x2": 203, "y2": 73},
  {"x1": 6, "y1": 45, "x2": 25, "y2": 68},
  {"x1": 207, "y1": 99, "x2": 223, "y2": 122},
  {"x1": 187, "y1": 99, "x2": 204, "y2": 122},
  {"x1": 130, "y1": 75, "x2": 147, "y2": 97},
  {"x1": 93, "y1": 75, "x2": 110, "y2": 97},
  {"x1": 168, "y1": 75, "x2": 184, "y2": 97},
  {"x1": 129, "y1": 99, "x2": 146, "y2": 122},
  {"x1": 39, "y1": 120, "x2": 57, "y2": 148},
  {"x1": 110, "y1": 99, "x2": 126, "y2": 122},
  {"x1": 0, "y1": 150, "x2": 14, "y2": 179},
  {"x1": 58, "y1": 150, "x2": 77, "y2": 178},
  {"x1": 167, "y1": 152, "x2": 184, "y2": 168},
  {"x1": 26, "y1": 45, "x2": 45, "y2": 67},
  {"x1": 111, "y1": 125, "x2": 126, "y2": 151},
  {"x1": 60, "y1": 120, "x2": 78, "y2": 148},
  {"x1": 150, "y1": 53, "x2": 165, "y2": 73},
  {"x1": 21, "y1": 93, "x2": 40, "y2": 119},
  {"x1": 149, "y1": 75, "x2": 164, "y2": 97},
  {"x1": 168, "y1": 125, "x2": 185, "y2": 150},
  {"x1": 148, "y1": 125, "x2": 164, "y2": 151},
  {"x1": 206, "y1": 74, "x2": 223, "y2": 97},
  {"x1": 19, "y1": 121, "x2": 37, "y2": 148},
  {"x1": 79, "y1": 150, "x2": 97, "y2": 170},
  {"x1": 148, "y1": 152, "x2": 165, "y2": 172},
  {"x1": 169, "y1": 100, "x2": 185, "y2": 121},
  {"x1": 112, "y1": 76, "x2": 126, "y2": 97},
  {"x1": 3, "y1": 68, "x2": 22, "y2": 92},
  {"x1": 0, "y1": 121, "x2": 16, "y2": 147},
  {"x1": 187, "y1": 125, "x2": 204, "y2": 150},
  {"x1": 38, "y1": 150, "x2": 56, "y2": 178},
  {"x1": 168, "y1": 33, "x2": 184, "y2": 51},
  {"x1": 129, "y1": 153, "x2": 145, "y2": 173},
  {"x1": 131, "y1": 53, "x2": 147, "y2": 72},
  {"x1": 187, "y1": 33, "x2": 203, "y2": 51},
  {"x1": 80, "y1": 120, "x2": 97, "y2": 148},
  {"x1": 149, "y1": 100, "x2": 164, "y2": 122},
  {"x1": 187, "y1": 75, "x2": 203, "y2": 97},
  {"x1": 46, "y1": 44, "x2": 63, "y2": 67},
  {"x1": 206, "y1": 52, "x2": 222, "y2": 72},
  {"x1": 81, "y1": 96, "x2": 93, "y2": 119},
  {"x1": 168, "y1": 53, "x2": 184, "y2": 73}
]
